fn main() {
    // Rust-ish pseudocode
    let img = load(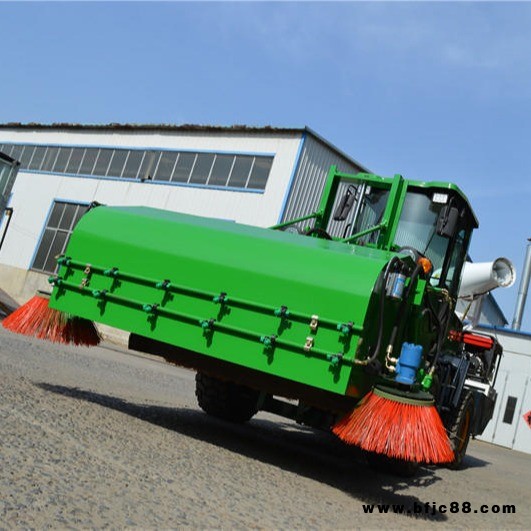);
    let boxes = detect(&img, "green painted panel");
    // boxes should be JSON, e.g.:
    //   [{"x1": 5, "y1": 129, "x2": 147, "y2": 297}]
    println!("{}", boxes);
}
[{"x1": 50, "y1": 206, "x2": 390, "y2": 395}]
